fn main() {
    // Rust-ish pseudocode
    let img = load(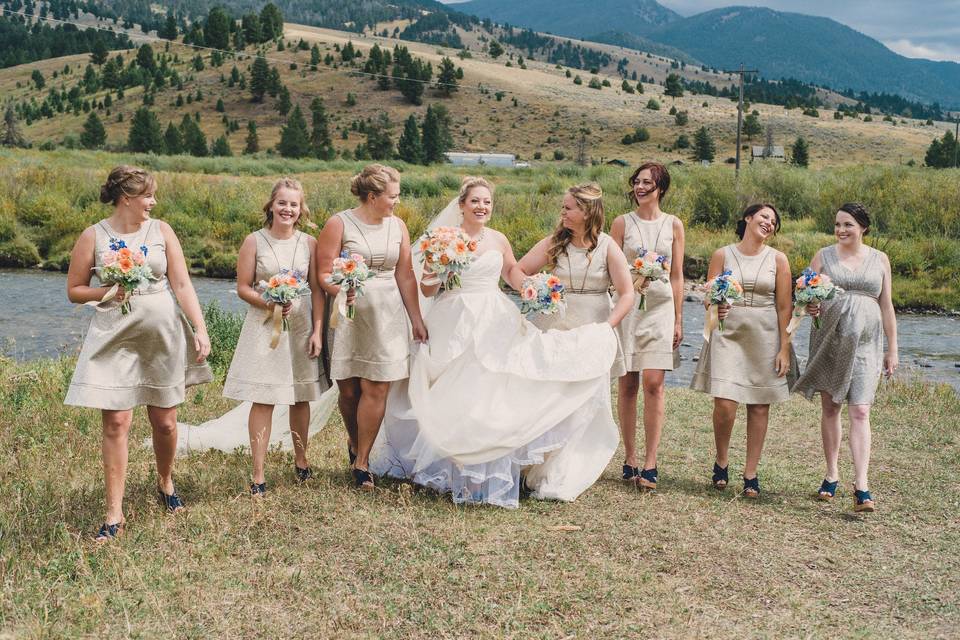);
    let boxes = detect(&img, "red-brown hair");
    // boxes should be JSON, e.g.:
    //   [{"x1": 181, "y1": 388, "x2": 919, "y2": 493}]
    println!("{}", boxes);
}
[{"x1": 627, "y1": 161, "x2": 670, "y2": 204}]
